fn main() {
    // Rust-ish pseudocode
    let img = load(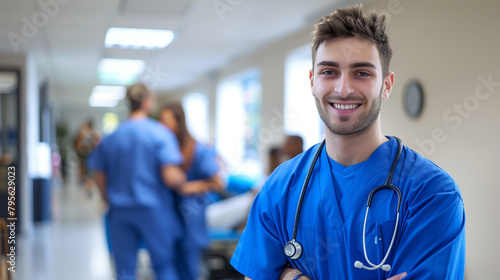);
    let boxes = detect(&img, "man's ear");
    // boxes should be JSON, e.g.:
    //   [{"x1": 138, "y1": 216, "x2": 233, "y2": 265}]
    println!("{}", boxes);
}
[
  {"x1": 382, "y1": 72, "x2": 395, "y2": 101},
  {"x1": 309, "y1": 69, "x2": 314, "y2": 93}
]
